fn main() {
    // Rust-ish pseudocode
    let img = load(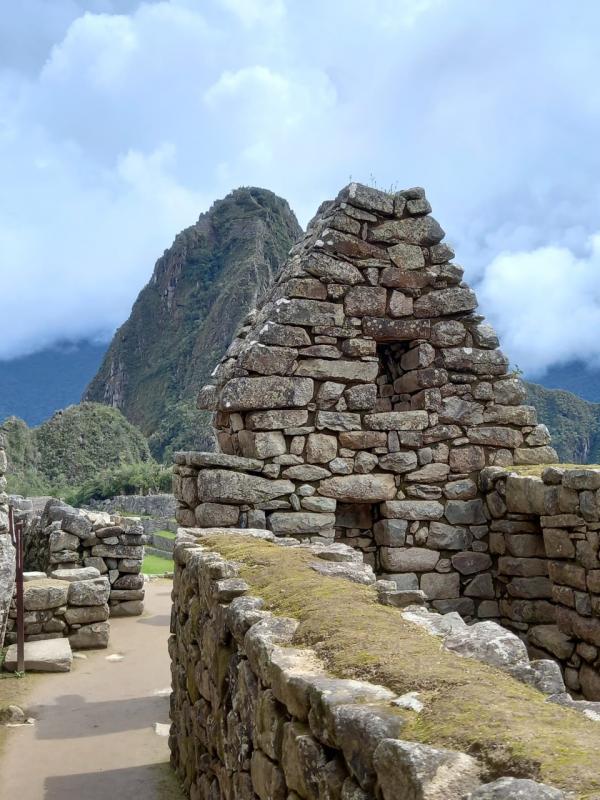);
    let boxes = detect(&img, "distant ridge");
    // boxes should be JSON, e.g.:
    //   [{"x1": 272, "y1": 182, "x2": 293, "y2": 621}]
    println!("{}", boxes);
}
[{"x1": 0, "y1": 341, "x2": 108, "y2": 426}]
